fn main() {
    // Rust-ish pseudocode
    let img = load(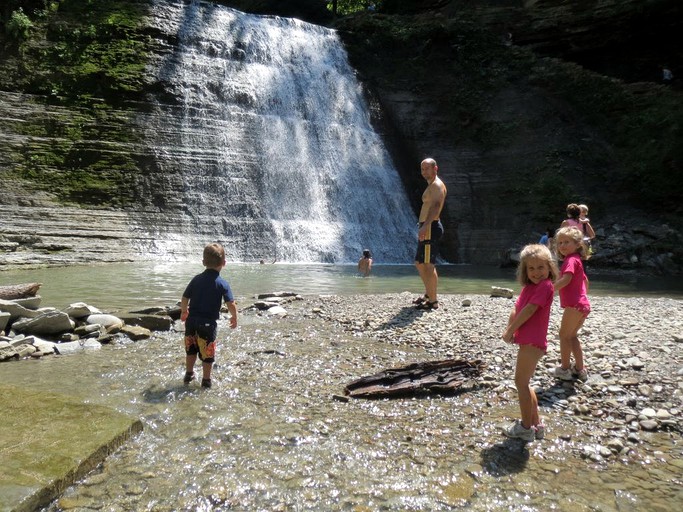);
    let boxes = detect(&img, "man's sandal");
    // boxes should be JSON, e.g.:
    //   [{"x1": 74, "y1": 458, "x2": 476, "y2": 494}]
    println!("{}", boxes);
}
[
  {"x1": 412, "y1": 294, "x2": 429, "y2": 305},
  {"x1": 416, "y1": 300, "x2": 439, "y2": 310}
]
